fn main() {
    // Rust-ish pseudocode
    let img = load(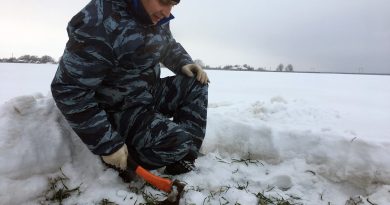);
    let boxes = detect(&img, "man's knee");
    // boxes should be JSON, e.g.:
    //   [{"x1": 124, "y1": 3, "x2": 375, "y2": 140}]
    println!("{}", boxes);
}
[{"x1": 158, "y1": 129, "x2": 193, "y2": 159}]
